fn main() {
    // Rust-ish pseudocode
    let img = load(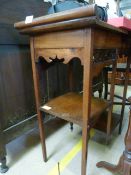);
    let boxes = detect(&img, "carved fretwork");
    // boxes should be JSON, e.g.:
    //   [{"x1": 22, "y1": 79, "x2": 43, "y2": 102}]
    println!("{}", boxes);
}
[
  {"x1": 35, "y1": 48, "x2": 119, "y2": 70},
  {"x1": 35, "y1": 48, "x2": 84, "y2": 65},
  {"x1": 93, "y1": 49, "x2": 117, "y2": 63}
]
